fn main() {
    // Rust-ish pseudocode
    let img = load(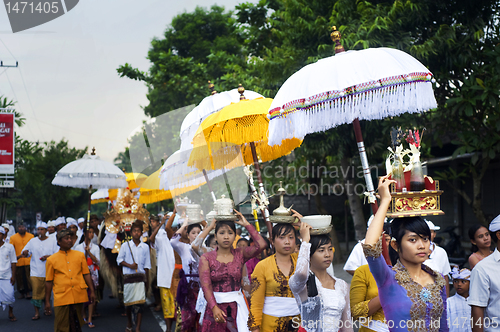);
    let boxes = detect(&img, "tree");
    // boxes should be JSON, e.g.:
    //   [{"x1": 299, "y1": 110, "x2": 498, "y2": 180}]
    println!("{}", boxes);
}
[
  {"x1": 11, "y1": 139, "x2": 88, "y2": 220},
  {"x1": 117, "y1": 5, "x2": 247, "y2": 117}
]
